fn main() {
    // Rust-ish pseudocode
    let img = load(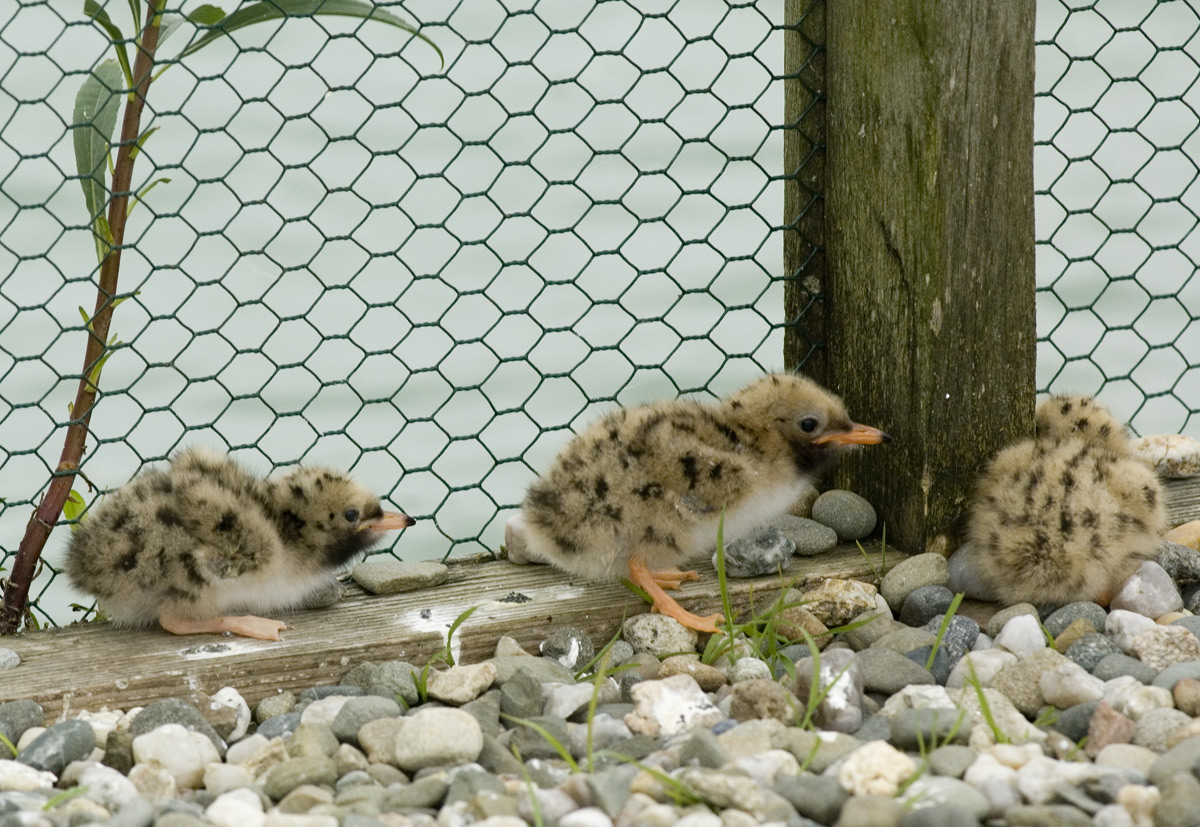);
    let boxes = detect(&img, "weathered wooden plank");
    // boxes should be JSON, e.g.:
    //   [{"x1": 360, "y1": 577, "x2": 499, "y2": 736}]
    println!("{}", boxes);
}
[
  {"x1": 818, "y1": 1, "x2": 1037, "y2": 556},
  {"x1": 1165, "y1": 477, "x2": 1200, "y2": 529},
  {"x1": 1, "y1": 544, "x2": 902, "y2": 722}
]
